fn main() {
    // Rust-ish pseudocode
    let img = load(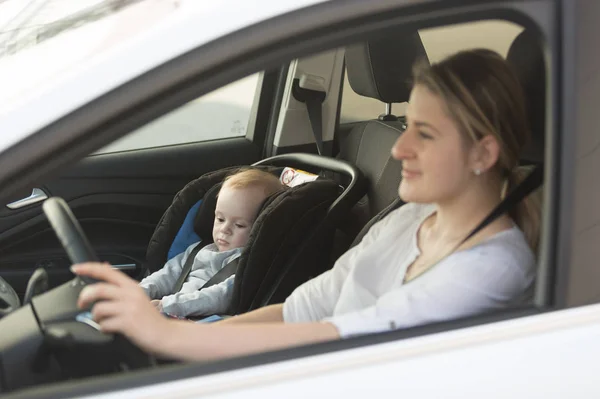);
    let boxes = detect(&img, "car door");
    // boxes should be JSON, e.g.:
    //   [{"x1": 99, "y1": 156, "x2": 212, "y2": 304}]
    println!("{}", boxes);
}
[
  {"x1": 0, "y1": 69, "x2": 284, "y2": 301},
  {"x1": 1, "y1": 0, "x2": 582, "y2": 397}
]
